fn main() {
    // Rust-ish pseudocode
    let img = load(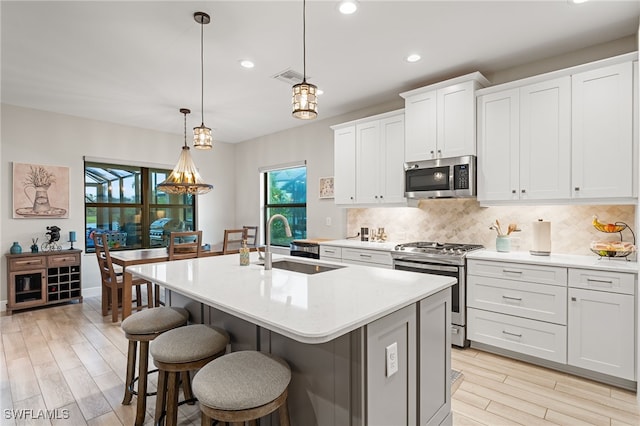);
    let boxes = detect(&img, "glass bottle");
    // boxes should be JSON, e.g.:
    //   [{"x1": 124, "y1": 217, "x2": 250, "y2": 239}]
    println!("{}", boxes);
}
[{"x1": 239, "y1": 239, "x2": 250, "y2": 266}]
